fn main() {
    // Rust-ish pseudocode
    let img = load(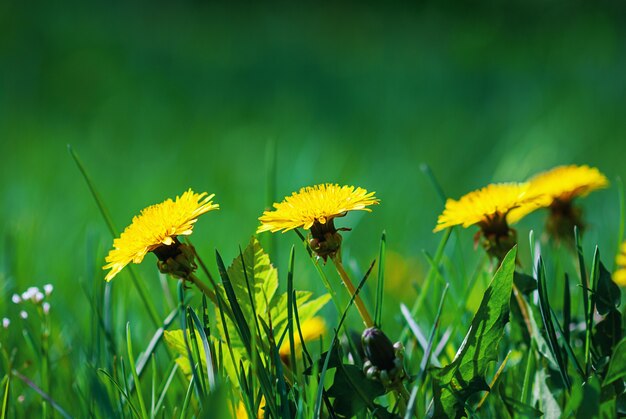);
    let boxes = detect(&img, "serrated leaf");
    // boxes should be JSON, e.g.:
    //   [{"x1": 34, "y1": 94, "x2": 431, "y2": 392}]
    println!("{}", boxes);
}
[
  {"x1": 603, "y1": 338, "x2": 626, "y2": 386},
  {"x1": 226, "y1": 237, "x2": 279, "y2": 321},
  {"x1": 596, "y1": 262, "x2": 621, "y2": 315},
  {"x1": 430, "y1": 247, "x2": 516, "y2": 419}
]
